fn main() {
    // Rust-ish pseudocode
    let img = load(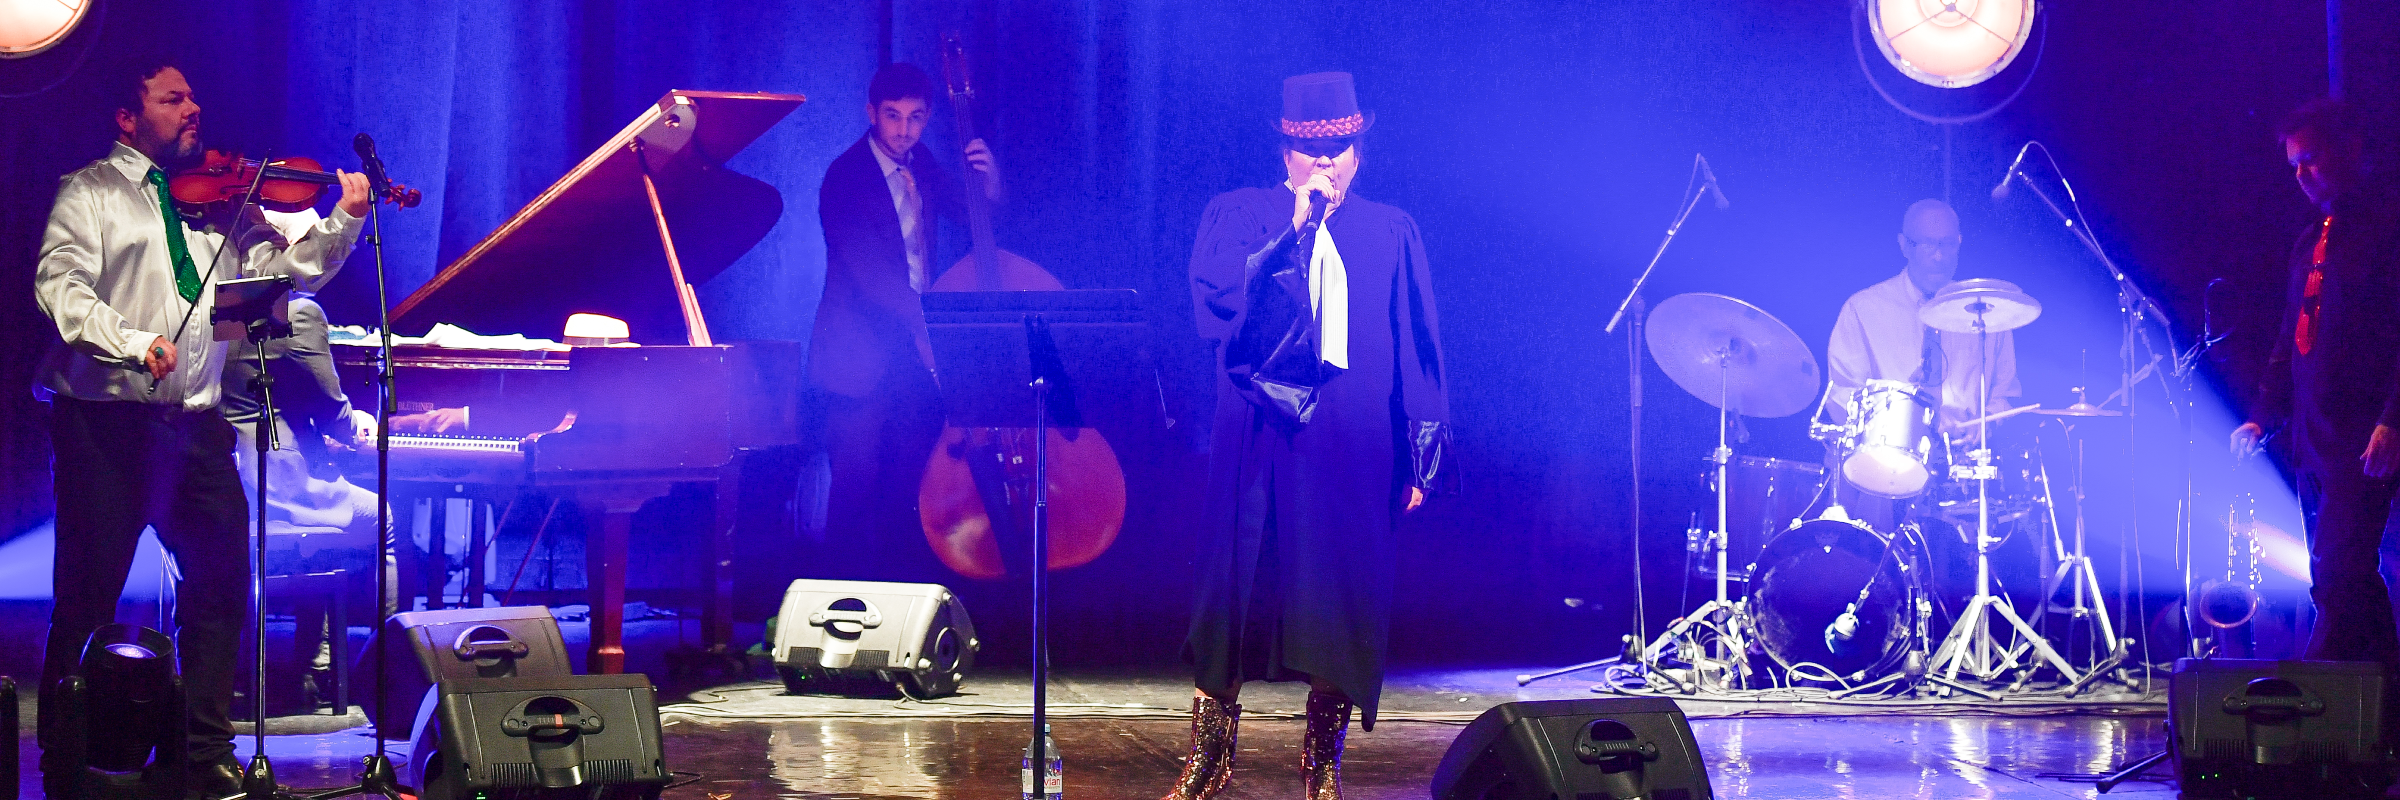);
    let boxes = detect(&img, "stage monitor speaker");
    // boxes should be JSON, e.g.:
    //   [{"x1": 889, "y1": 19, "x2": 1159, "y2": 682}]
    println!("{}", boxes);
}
[
  {"x1": 367, "y1": 606, "x2": 574, "y2": 739},
  {"x1": 1429, "y1": 698, "x2": 1714, "y2": 800},
  {"x1": 421, "y1": 674, "x2": 669, "y2": 800},
  {"x1": 2170, "y1": 658, "x2": 2394, "y2": 798},
  {"x1": 771, "y1": 579, "x2": 978, "y2": 698}
]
